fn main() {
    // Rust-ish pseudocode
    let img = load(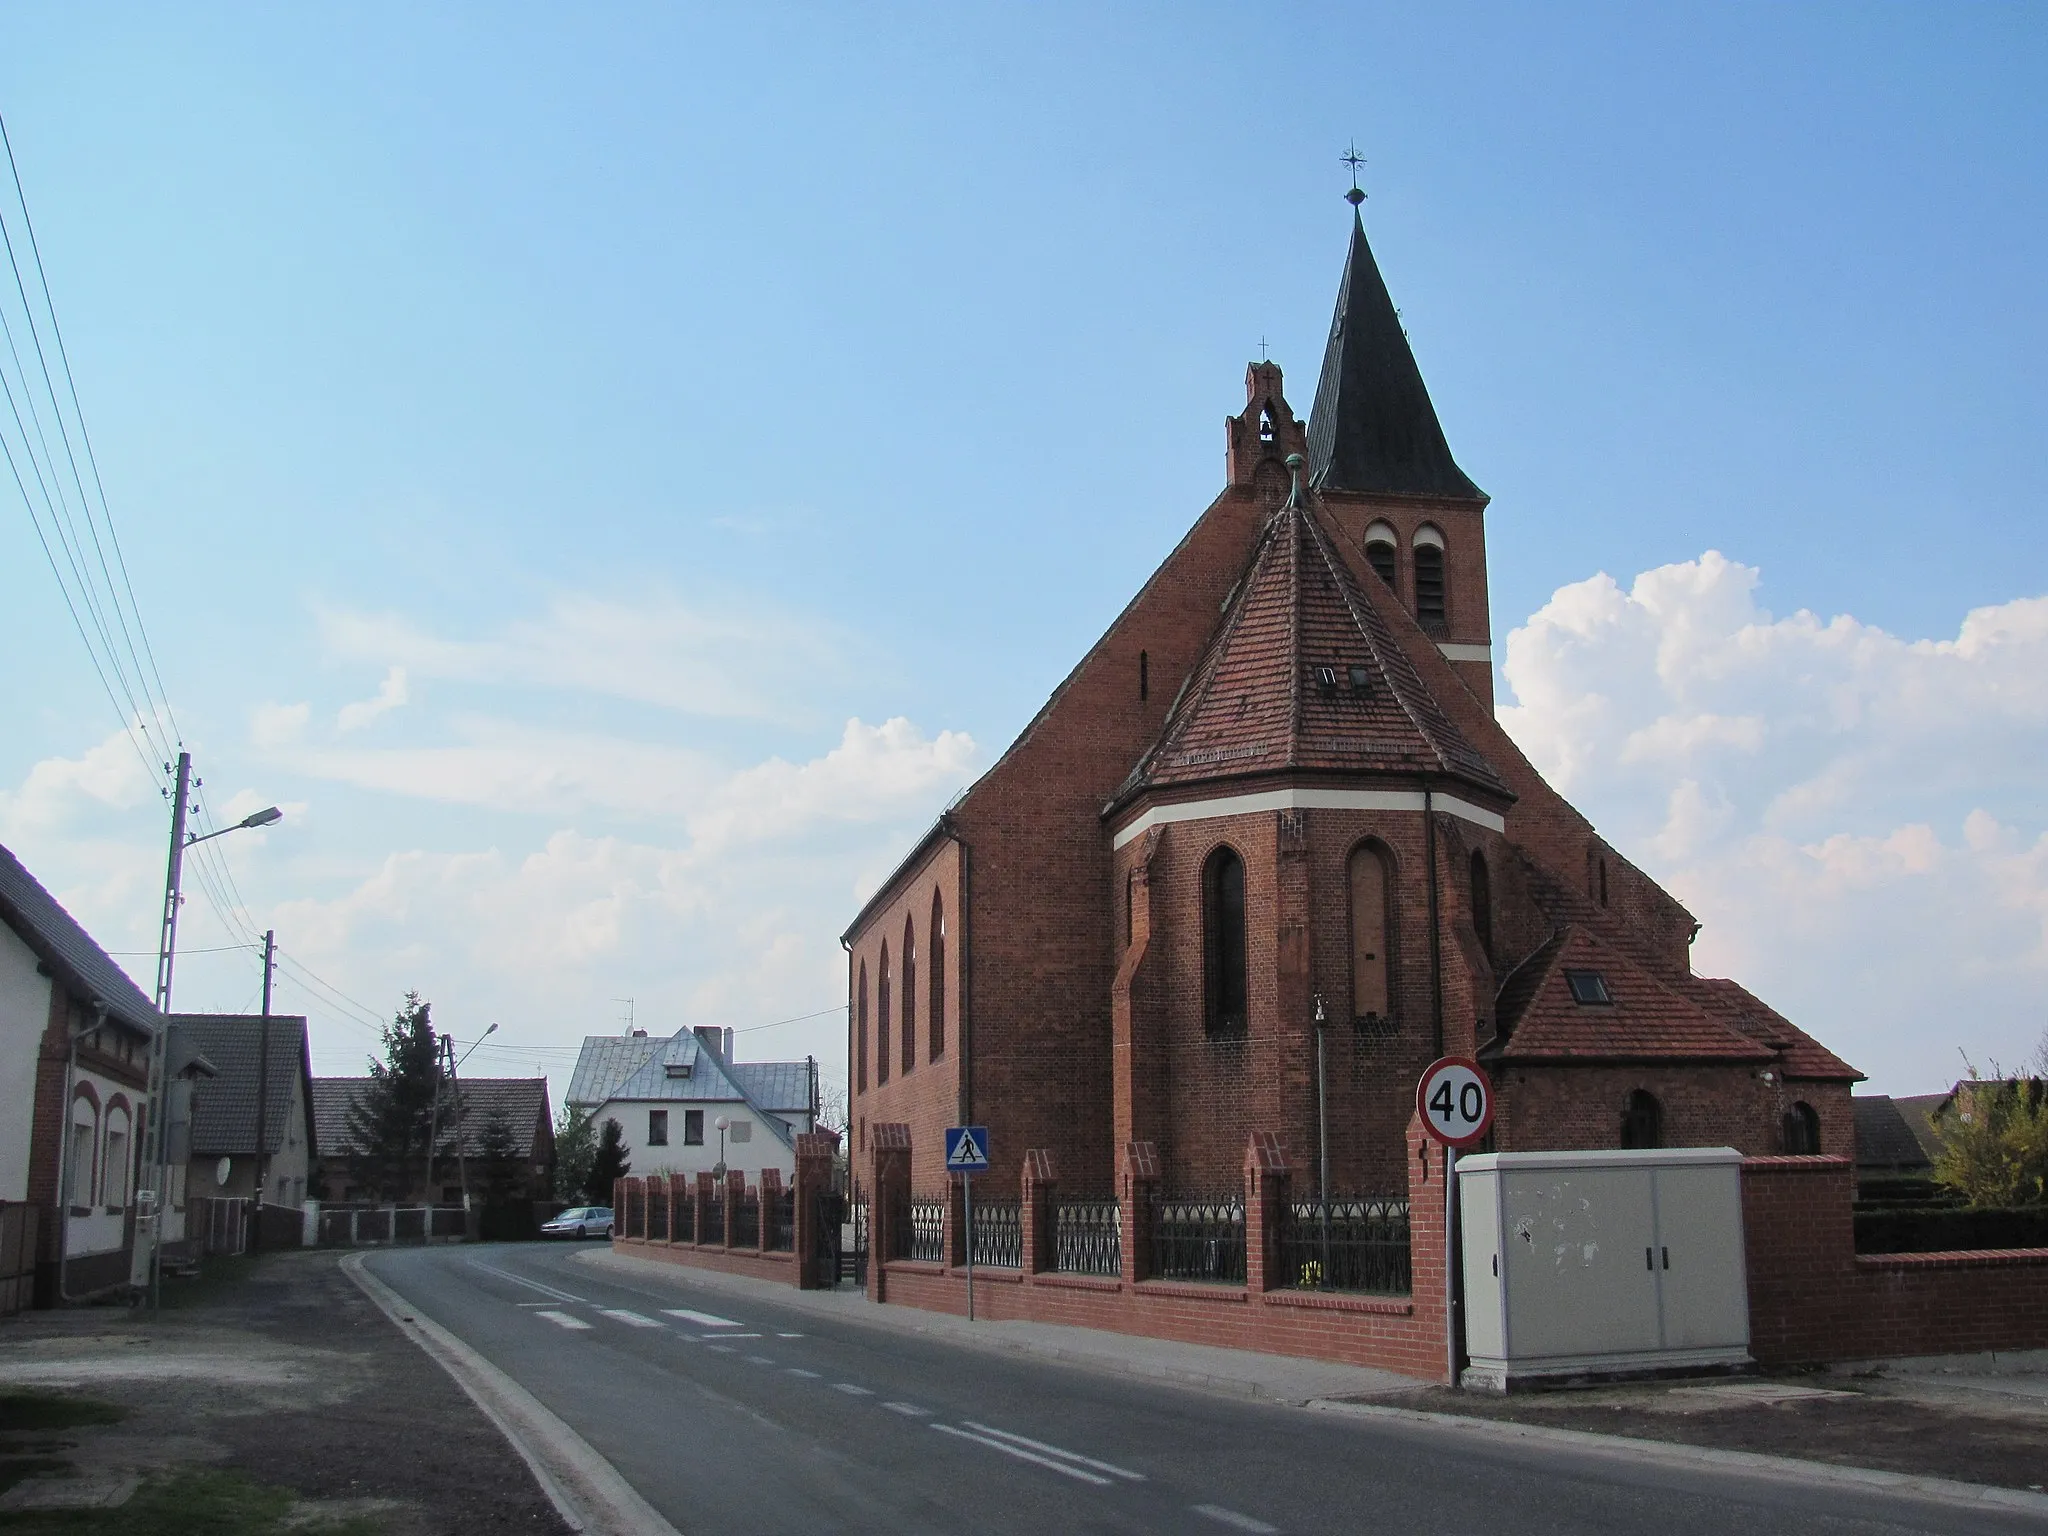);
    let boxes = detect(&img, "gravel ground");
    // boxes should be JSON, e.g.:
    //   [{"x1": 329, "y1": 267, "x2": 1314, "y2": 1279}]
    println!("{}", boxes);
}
[
  {"x1": 0, "y1": 1248, "x2": 571, "y2": 1534},
  {"x1": 1387, "y1": 1370, "x2": 2048, "y2": 1494}
]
